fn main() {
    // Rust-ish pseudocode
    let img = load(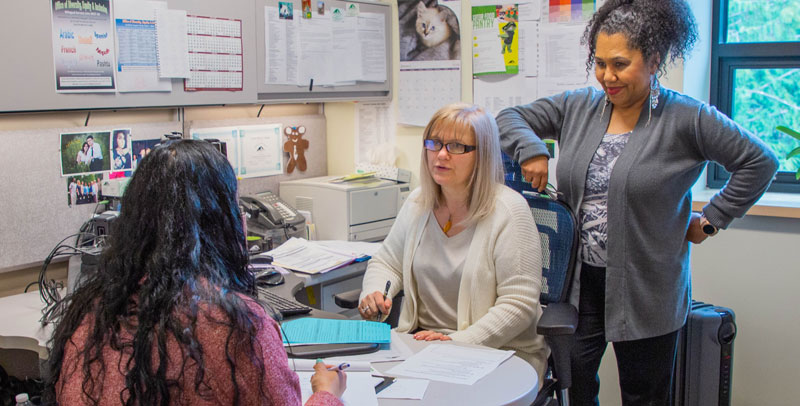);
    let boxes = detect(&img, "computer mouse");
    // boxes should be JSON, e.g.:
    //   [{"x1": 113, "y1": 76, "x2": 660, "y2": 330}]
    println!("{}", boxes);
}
[
  {"x1": 249, "y1": 255, "x2": 274, "y2": 266},
  {"x1": 256, "y1": 269, "x2": 284, "y2": 286}
]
